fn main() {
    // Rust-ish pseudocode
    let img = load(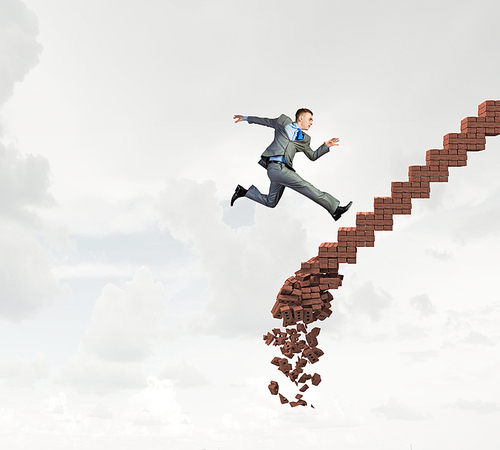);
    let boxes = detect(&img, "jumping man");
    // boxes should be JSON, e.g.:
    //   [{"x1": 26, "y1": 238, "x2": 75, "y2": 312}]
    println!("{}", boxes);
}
[{"x1": 231, "y1": 108, "x2": 352, "y2": 221}]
